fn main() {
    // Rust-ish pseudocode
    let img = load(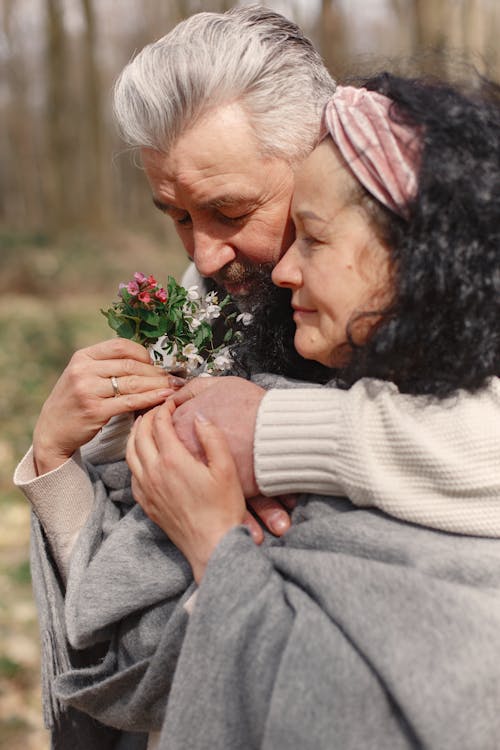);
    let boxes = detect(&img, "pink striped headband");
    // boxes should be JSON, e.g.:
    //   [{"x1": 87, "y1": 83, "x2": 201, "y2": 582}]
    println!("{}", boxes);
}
[{"x1": 322, "y1": 85, "x2": 422, "y2": 218}]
